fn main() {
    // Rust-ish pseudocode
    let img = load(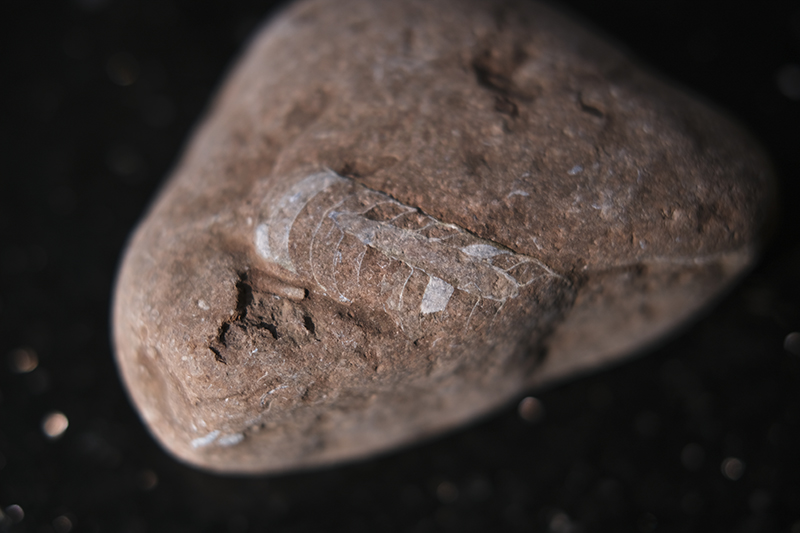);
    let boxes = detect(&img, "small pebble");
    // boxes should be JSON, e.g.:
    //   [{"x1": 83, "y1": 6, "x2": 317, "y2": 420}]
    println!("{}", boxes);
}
[
  {"x1": 8, "y1": 347, "x2": 38, "y2": 373},
  {"x1": 42, "y1": 411, "x2": 69, "y2": 439},
  {"x1": 784, "y1": 332, "x2": 800, "y2": 356},
  {"x1": 137, "y1": 469, "x2": 159, "y2": 491},
  {"x1": 435, "y1": 481, "x2": 459, "y2": 504},
  {"x1": 3, "y1": 504, "x2": 24, "y2": 524},
  {"x1": 52, "y1": 515, "x2": 74, "y2": 533},
  {"x1": 517, "y1": 396, "x2": 545, "y2": 423},
  {"x1": 721, "y1": 457, "x2": 746, "y2": 481}
]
